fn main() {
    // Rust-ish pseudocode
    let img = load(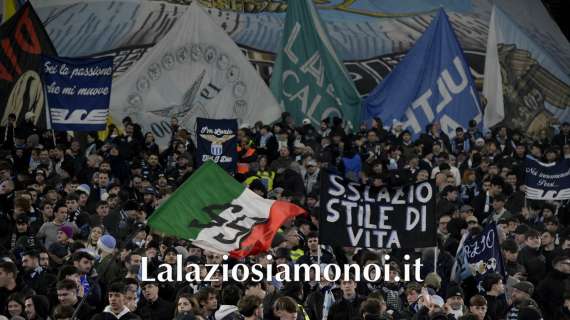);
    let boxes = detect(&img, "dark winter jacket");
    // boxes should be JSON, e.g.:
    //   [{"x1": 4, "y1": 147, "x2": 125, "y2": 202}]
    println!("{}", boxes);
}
[
  {"x1": 329, "y1": 295, "x2": 366, "y2": 320},
  {"x1": 535, "y1": 269, "x2": 570, "y2": 320}
]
